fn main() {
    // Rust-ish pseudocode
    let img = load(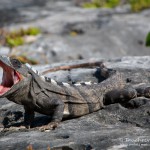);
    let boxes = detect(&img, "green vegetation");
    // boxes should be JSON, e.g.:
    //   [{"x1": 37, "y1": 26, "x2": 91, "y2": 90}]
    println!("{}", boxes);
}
[
  {"x1": 145, "y1": 32, "x2": 150, "y2": 47},
  {"x1": 11, "y1": 55, "x2": 39, "y2": 65},
  {"x1": 129, "y1": 0, "x2": 150, "y2": 12},
  {"x1": 0, "y1": 27, "x2": 41, "y2": 64},
  {"x1": 5, "y1": 27, "x2": 41, "y2": 47},
  {"x1": 22, "y1": 27, "x2": 41, "y2": 36},
  {"x1": 82, "y1": 0, "x2": 150, "y2": 12},
  {"x1": 82, "y1": 0, "x2": 120, "y2": 9},
  {"x1": 6, "y1": 36, "x2": 24, "y2": 47}
]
